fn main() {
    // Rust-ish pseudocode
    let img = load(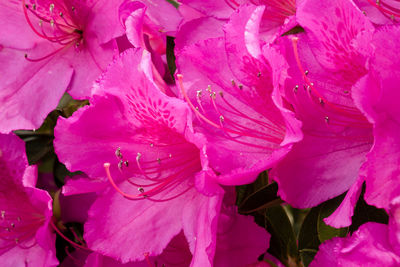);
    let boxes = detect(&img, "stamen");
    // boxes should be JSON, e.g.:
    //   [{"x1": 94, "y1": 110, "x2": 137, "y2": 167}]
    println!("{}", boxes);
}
[
  {"x1": 367, "y1": 0, "x2": 400, "y2": 18},
  {"x1": 104, "y1": 163, "x2": 142, "y2": 200},
  {"x1": 144, "y1": 252, "x2": 154, "y2": 267},
  {"x1": 177, "y1": 74, "x2": 285, "y2": 147},
  {"x1": 21, "y1": 0, "x2": 84, "y2": 62},
  {"x1": 291, "y1": 37, "x2": 366, "y2": 120},
  {"x1": 115, "y1": 147, "x2": 122, "y2": 158},
  {"x1": 49, "y1": 220, "x2": 91, "y2": 251}
]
